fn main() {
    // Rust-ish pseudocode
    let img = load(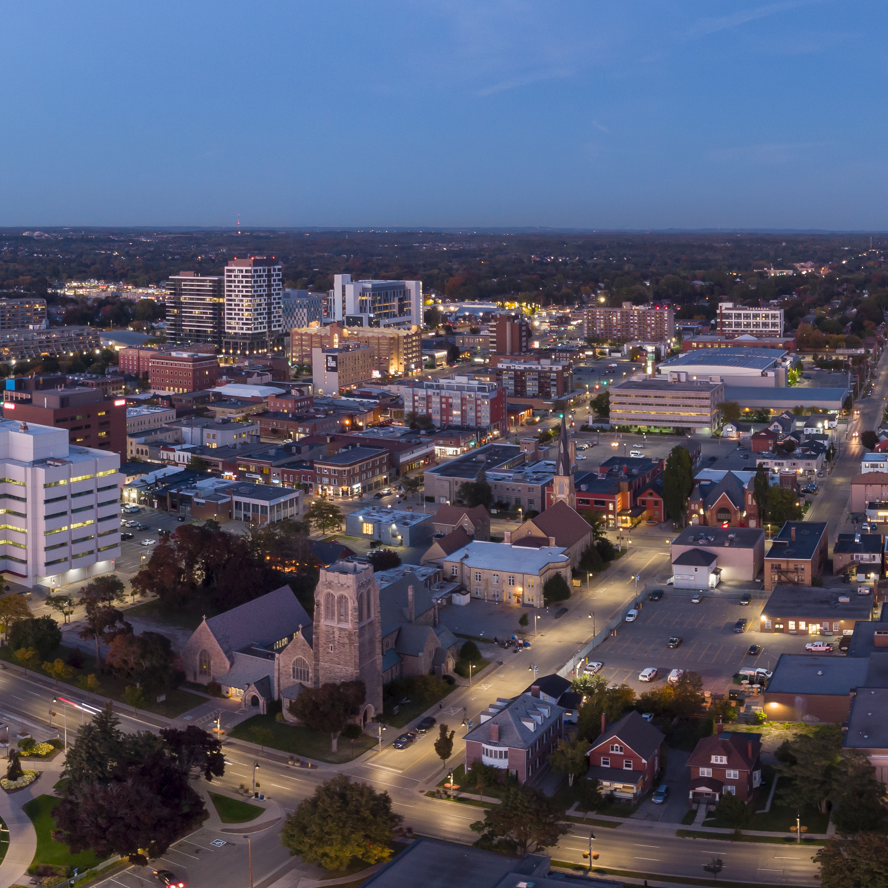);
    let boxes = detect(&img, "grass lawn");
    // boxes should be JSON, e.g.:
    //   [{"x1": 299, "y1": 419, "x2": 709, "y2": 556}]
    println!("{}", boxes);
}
[
  {"x1": 382, "y1": 679, "x2": 456, "y2": 729},
  {"x1": 0, "y1": 645, "x2": 204, "y2": 719},
  {"x1": 122, "y1": 598, "x2": 208, "y2": 631},
  {"x1": 677, "y1": 828, "x2": 824, "y2": 846},
  {"x1": 680, "y1": 809, "x2": 697, "y2": 825},
  {"x1": 22, "y1": 795, "x2": 101, "y2": 871},
  {"x1": 208, "y1": 792, "x2": 263, "y2": 824},
  {"x1": 454, "y1": 658, "x2": 490, "y2": 680},
  {"x1": 230, "y1": 714, "x2": 376, "y2": 764}
]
